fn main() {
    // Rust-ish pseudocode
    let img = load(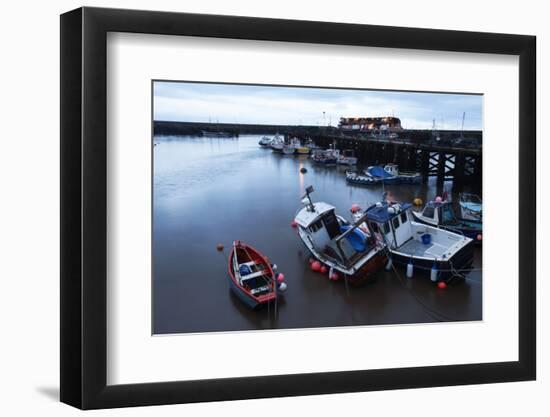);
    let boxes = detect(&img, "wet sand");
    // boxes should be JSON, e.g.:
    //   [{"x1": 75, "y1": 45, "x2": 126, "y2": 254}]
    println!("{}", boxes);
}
[{"x1": 153, "y1": 134, "x2": 482, "y2": 334}]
